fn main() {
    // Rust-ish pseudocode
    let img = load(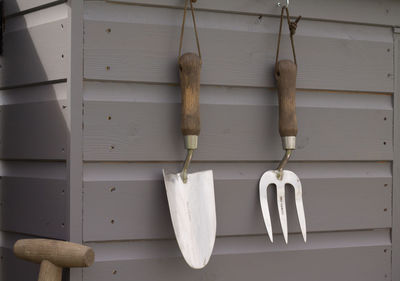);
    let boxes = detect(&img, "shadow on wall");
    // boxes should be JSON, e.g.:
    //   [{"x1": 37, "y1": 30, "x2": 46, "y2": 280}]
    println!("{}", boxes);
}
[{"x1": 0, "y1": 1, "x2": 70, "y2": 281}]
